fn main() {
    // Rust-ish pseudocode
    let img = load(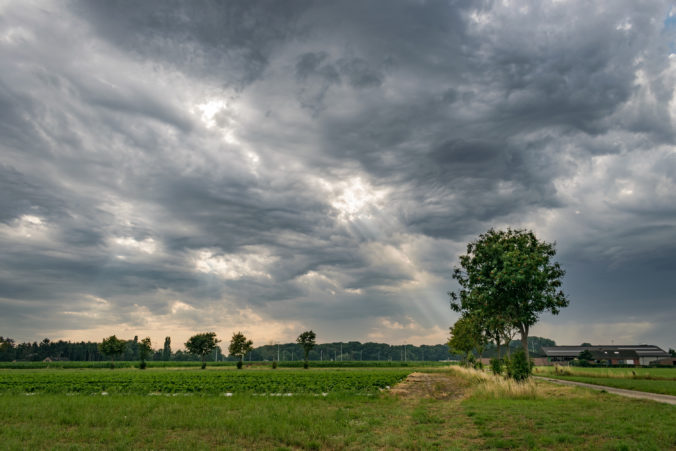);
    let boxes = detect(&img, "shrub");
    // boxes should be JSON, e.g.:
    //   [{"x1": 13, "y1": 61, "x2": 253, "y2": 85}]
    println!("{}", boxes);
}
[
  {"x1": 490, "y1": 358, "x2": 502, "y2": 375},
  {"x1": 236, "y1": 361, "x2": 243, "y2": 369},
  {"x1": 304, "y1": 362, "x2": 309, "y2": 369},
  {"x1": 139, "y1": 361, "x2": 147, "y2": 370},
  {"x1": 506, "y1": 349, "x2": 532, "y2": 381},
  {"x1": 272, "y1": 361, "x2": 277, "y2": 369}
]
